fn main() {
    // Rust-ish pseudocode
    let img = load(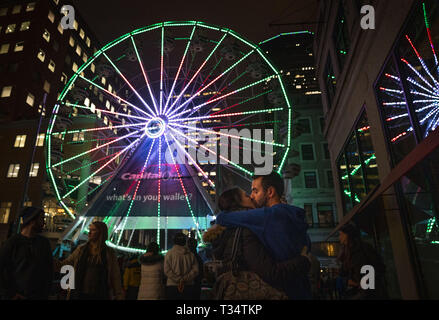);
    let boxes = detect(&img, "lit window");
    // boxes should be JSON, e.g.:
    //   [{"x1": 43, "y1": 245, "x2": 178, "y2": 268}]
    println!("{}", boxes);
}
[
  {"x1": 72, "y1": 132, "x2": 85, "y2": 142},
  {"x1": 73, "y1": 20, "x2": 78, "y2": 30},
  {"x1": 101, "y1": 77, "x2": 106, "y2": 85},
  {"x1": 14, "y1": 135, "x2": 26, "y2": 147},
  {"x1": 26, "y1": 3, "x2": 36, "y2": 12},
  {"x1": 75, "y1": 45, "x2": 81, "y2": 56},
  {"x1": 57, "y1": 23, "x2": 64, "y2": 34},
  {"x1": 104, "y1": 116, "x2": 108, "y2": 125},
  {"x1": 48, "y1": 10, "x2": 55, "y2": 23},
  {"x1": 72, "y1": 62, "x2": 78, "y2": 72},
  {"x1": 43, "y1": 81, "x2": 50, "y2": 93},
  {"x1": 12, "y1": 5, "x2": 21, "y2": 14},
  {"x1": 36, "y1": 133, "x2": 45, "y2": 147},
  {"x1": 14, "y1": 42, "x2": 24, "y2": 52},
  {"x1": 0, "y1": 44, "x2": 9, "y2": 54},
  {"x1": 0, "y1": 202, "x2": 12, "y2": 224},
  {"x1": 48, "y1": 60, "x2": 55, "y2": 72},
  {"x1": 7, "y1": 164, "x2": 20, "y2": 178},
  {"x1": 91, "y1": 103, "x2": 96, "y2": 113},
  {"x1": 37, "y1": 49, "x2": 45, "y2": 62},
  {"x1": 82, "y1": 52, "x2": 87, "y2": 63},
  {"x1": 108, "y1": 84, "x2": 112, "y2": 92},
  {"x1": 69, "y1": 36, "x2": 75, "y2": 47},
  {"x1": 26, "y1": 93, "x2": 35, "y2": 106},
  {"x1": 43, "y1": 29, "x2": 50, "y2": 42},
  {"x1": 85, "y1": 98, "x2": 90, "y2": 107},
  {"x1": 61, "y1": 73, "x2": 67, "y2": 84},
  {"x1": 29, "y1": 163, "x2": 39, "y2": 177},
  {"x1": 86, "y1": 37, "x2": 91, "y2": 47},
  {"x1": 79, "y1": 29, "x2": 85, "y2": 39},
  {"x1": 20, "y1": 21, "x2": 30, "y2": 31},
  {"x1": 6, "y1": 24, "x2": 16, "y2": 34},
  {"x1": 24, "y1": 201, "x2": 32, "y2": 207},
  {"x1": 53, "y1": 0, "x2": 59, "y2": 5},
  {"x1": 0, "y1": 8, "x2": 7, "y2": 16},
  {"x1": 90, "y1": 63, "x2": 95, "y2": 73},
  {"x1": 1, "y1": 86, "x2": 12, "y2": 98},
  {"x1": 105, "y1": 101, "x2": 110, "y2": 109}
]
